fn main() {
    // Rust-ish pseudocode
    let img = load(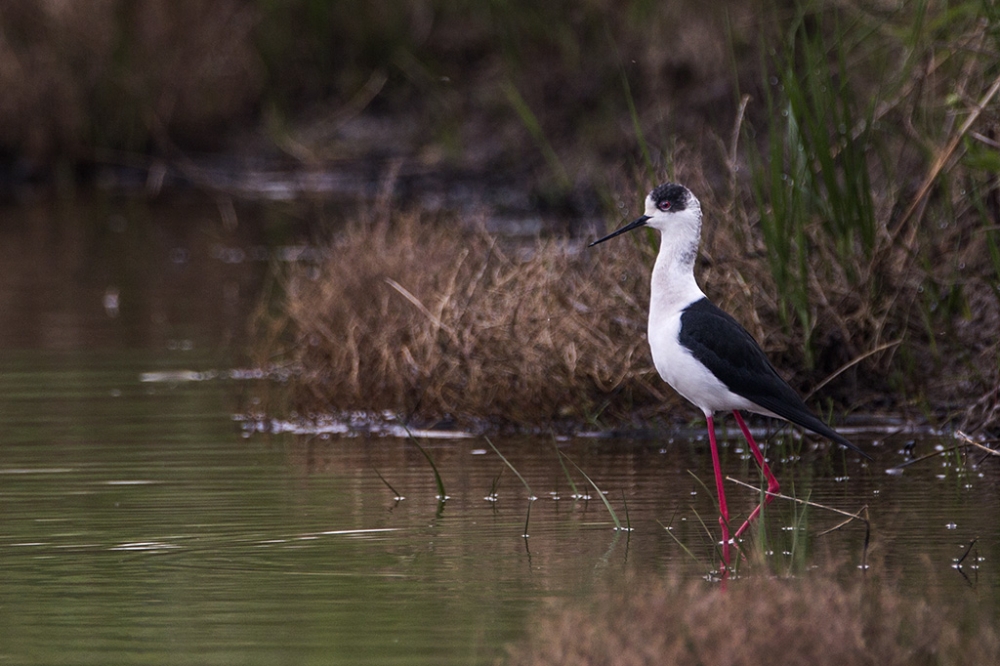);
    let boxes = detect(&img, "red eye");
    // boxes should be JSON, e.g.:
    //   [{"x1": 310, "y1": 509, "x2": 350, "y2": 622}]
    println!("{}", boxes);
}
[{"x1": 657, "y1": 200, "x2": 671, "y2": 212}]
